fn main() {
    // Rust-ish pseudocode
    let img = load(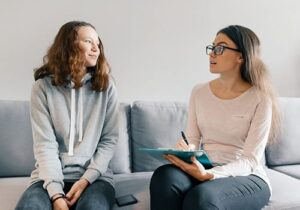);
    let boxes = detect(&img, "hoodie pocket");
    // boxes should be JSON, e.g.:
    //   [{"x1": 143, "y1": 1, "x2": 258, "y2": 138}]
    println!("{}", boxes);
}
[{"x1": 59, "y1": 153, "x2": 91, "y2": 169}]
